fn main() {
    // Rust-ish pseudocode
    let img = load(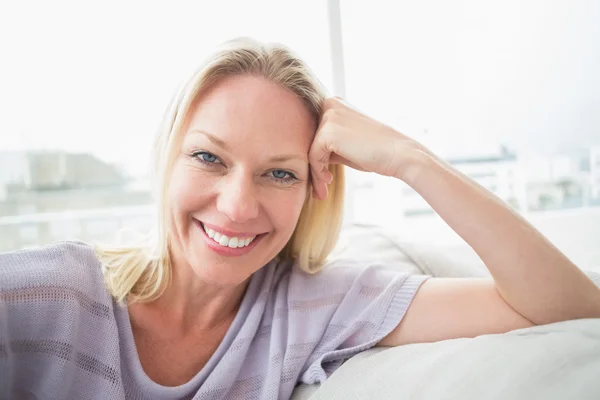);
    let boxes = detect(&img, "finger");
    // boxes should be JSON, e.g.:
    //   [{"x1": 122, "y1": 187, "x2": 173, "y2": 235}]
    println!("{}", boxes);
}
[
  {"x1": 316, "y1": 105, "x2": 333, "y2": 133},
  {"x1": 322, "y1": 97, "x2": 341, "y2": 112},
  {"x1": 310, "y1": 101, "x2": 339, "y2": 200},
  {"x1": 308, "y1": 140, "x2": 331, "y2": 201},
  {"x1": 312, "y1": 179, "x2": 329, "y2": 201},
  {"x1": 329, "y1": 154, "x2": 366, "y2": 172},
  {"x1": 309, "y1": 164, "x2": 329, "y2": 200},
  {"x1": 323, "y1": 167, "x2": 334, "y2": 183},
  {"x1": 308, "y1": 128, "x2": 332, "y2": 180},
  {"x1": 332, "y1": 96, "x2": 348, "y2": 106}
]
